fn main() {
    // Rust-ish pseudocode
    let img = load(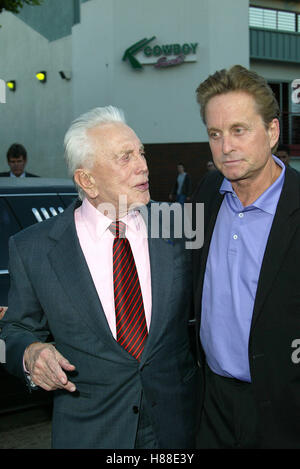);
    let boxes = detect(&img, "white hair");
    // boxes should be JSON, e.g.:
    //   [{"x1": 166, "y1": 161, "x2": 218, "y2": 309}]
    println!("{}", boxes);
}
[{"x1": 64, "y1": 106, "x2": 126, "y2": 199}]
